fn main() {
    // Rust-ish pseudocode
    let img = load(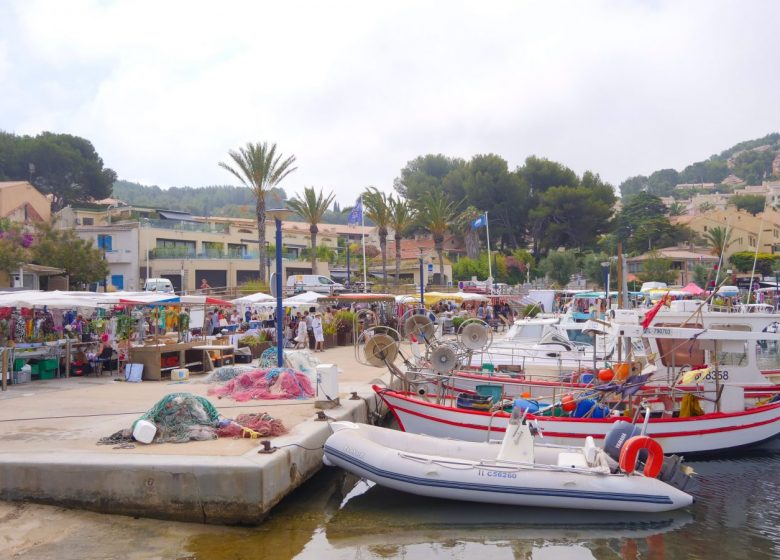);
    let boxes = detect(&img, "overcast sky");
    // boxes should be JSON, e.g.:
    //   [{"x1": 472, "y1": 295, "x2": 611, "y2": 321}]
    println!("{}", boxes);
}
[{"x1": 2, "y1": 0, "x2": 779, "y2": 203}]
